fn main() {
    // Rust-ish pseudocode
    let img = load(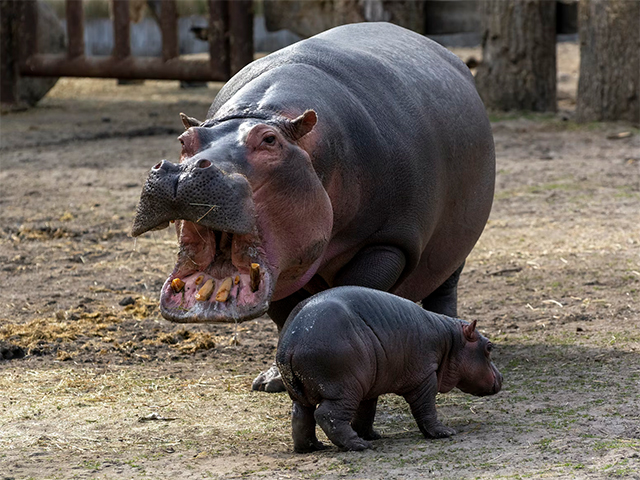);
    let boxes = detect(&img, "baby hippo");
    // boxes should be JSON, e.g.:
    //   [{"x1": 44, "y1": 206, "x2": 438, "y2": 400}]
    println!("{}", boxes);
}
[{"x1": 276, "y1": 286, "x2": 503, "y2": 452}]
